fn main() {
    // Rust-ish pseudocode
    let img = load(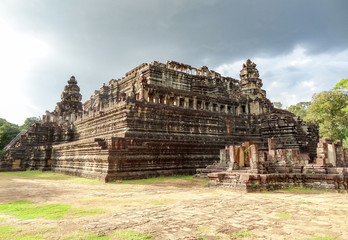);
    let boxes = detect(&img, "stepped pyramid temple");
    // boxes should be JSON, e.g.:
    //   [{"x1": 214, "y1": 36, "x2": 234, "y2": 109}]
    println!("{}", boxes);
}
[{"x1": 1, "y1": 60, "x2": 347, "y2": 190}]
